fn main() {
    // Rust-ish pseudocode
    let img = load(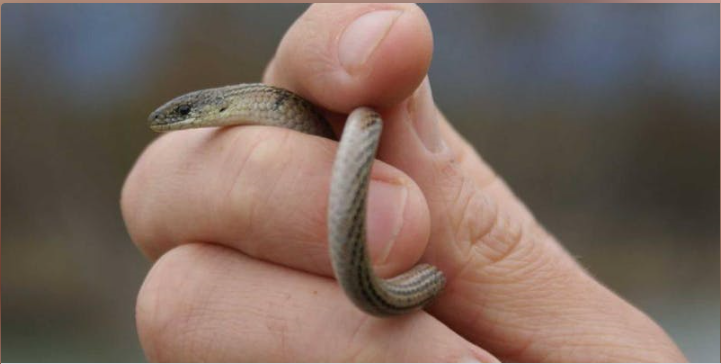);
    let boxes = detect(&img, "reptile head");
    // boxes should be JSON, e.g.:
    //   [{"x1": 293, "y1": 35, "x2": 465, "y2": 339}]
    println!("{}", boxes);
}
[{"x1": 148, "y1": 87, "x2": 230, "y2": 132}]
